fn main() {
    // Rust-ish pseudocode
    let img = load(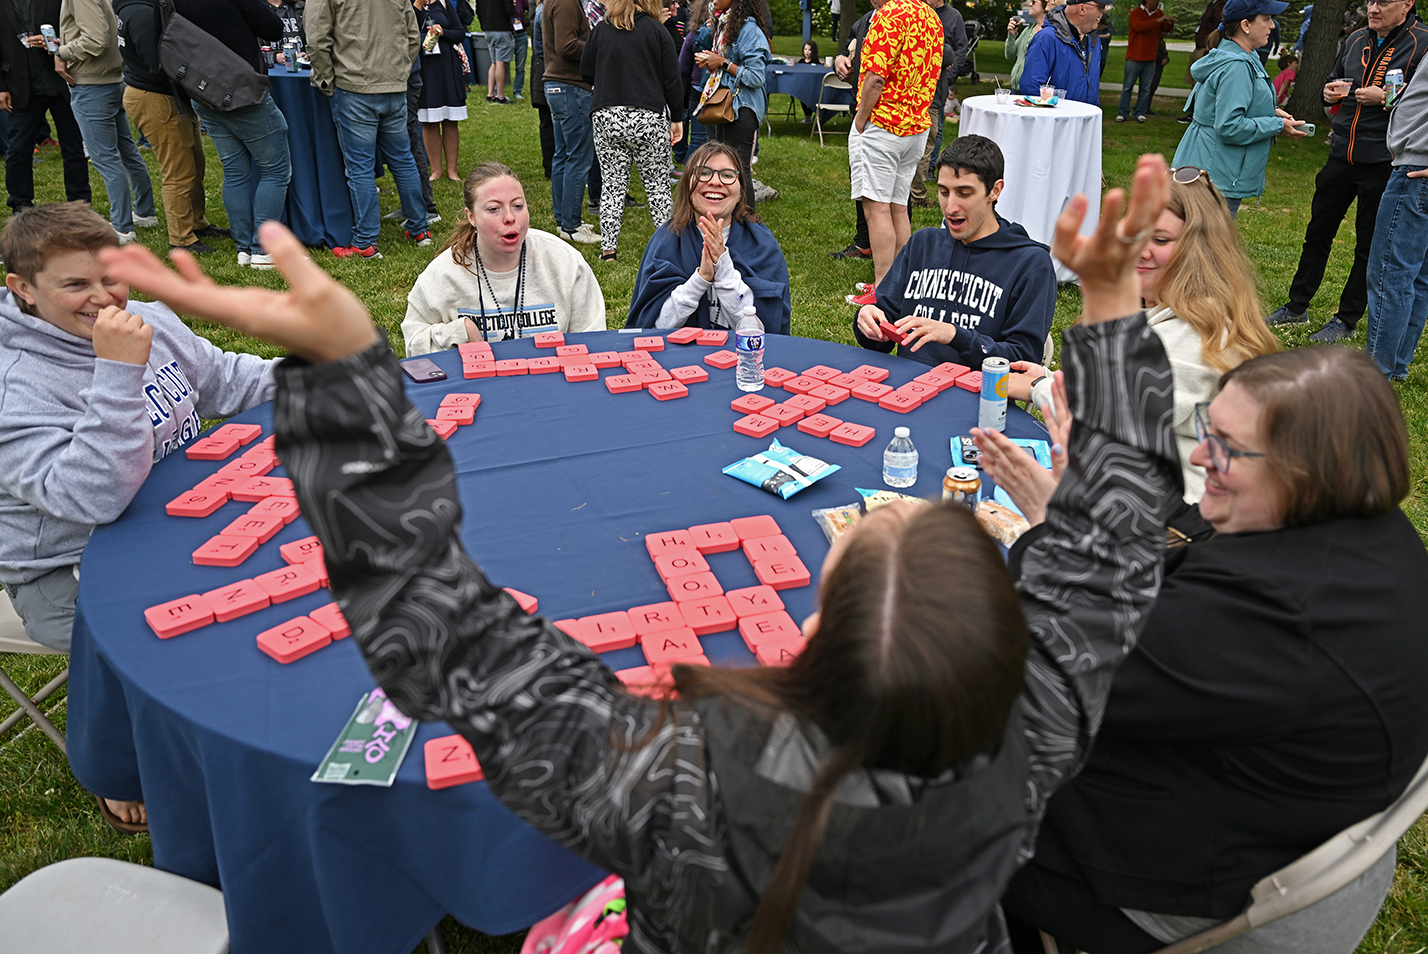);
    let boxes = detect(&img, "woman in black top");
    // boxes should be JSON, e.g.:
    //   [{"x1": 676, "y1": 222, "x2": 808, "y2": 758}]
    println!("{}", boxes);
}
[
  {"x1": 415, "y1": 0, "x2": 470, "y2": 181},
  {"x1": 580, "y1": 0, "x2": 684, "y2": 261}
]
